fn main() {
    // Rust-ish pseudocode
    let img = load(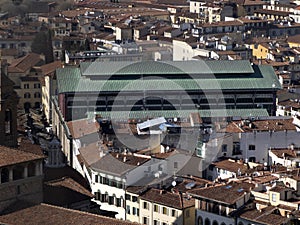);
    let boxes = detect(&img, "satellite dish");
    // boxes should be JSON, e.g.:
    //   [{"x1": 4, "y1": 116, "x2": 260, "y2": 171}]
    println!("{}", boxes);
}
[{"x1": 172, "y1": 180, "x2": 177, "y2": 187}]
